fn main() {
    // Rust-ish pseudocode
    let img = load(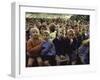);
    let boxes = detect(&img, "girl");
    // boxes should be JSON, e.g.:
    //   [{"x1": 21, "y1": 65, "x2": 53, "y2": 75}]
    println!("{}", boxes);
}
[{"x1": 27, "y1": 27, "x2": 43, "y2": 67}]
